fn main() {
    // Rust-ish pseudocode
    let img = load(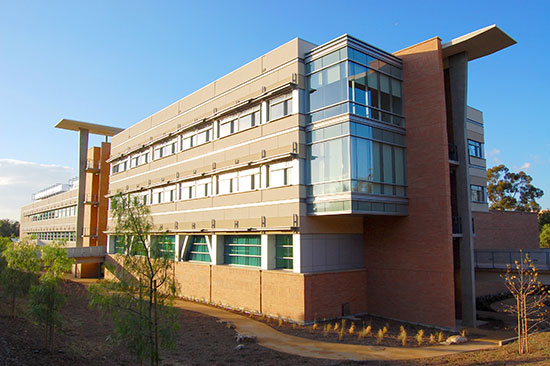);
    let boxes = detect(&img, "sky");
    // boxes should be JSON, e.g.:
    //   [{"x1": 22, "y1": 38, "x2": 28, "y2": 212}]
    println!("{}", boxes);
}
[{"x1": 0, "y1": 0, "x2": 549, "y2": 221}]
